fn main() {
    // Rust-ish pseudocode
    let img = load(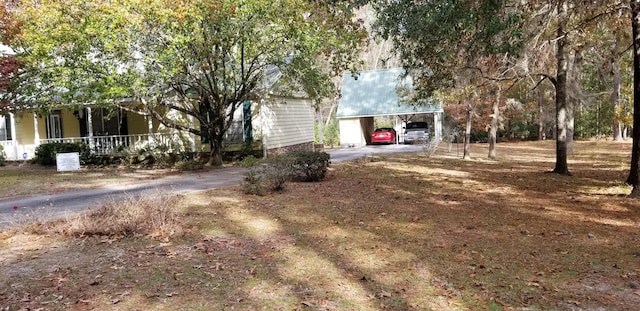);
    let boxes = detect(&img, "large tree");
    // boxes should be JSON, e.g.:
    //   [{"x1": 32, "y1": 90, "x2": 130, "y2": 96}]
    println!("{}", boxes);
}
[
  {"x1": 627, "y1": 0, "x2": 640, "y2": 197},
  {"x1": 5, "y1": 0, "x2": 365, "y2": 166},
  {"x1": 522, "y1": 1, "x2": 627, "y2": 175}
]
